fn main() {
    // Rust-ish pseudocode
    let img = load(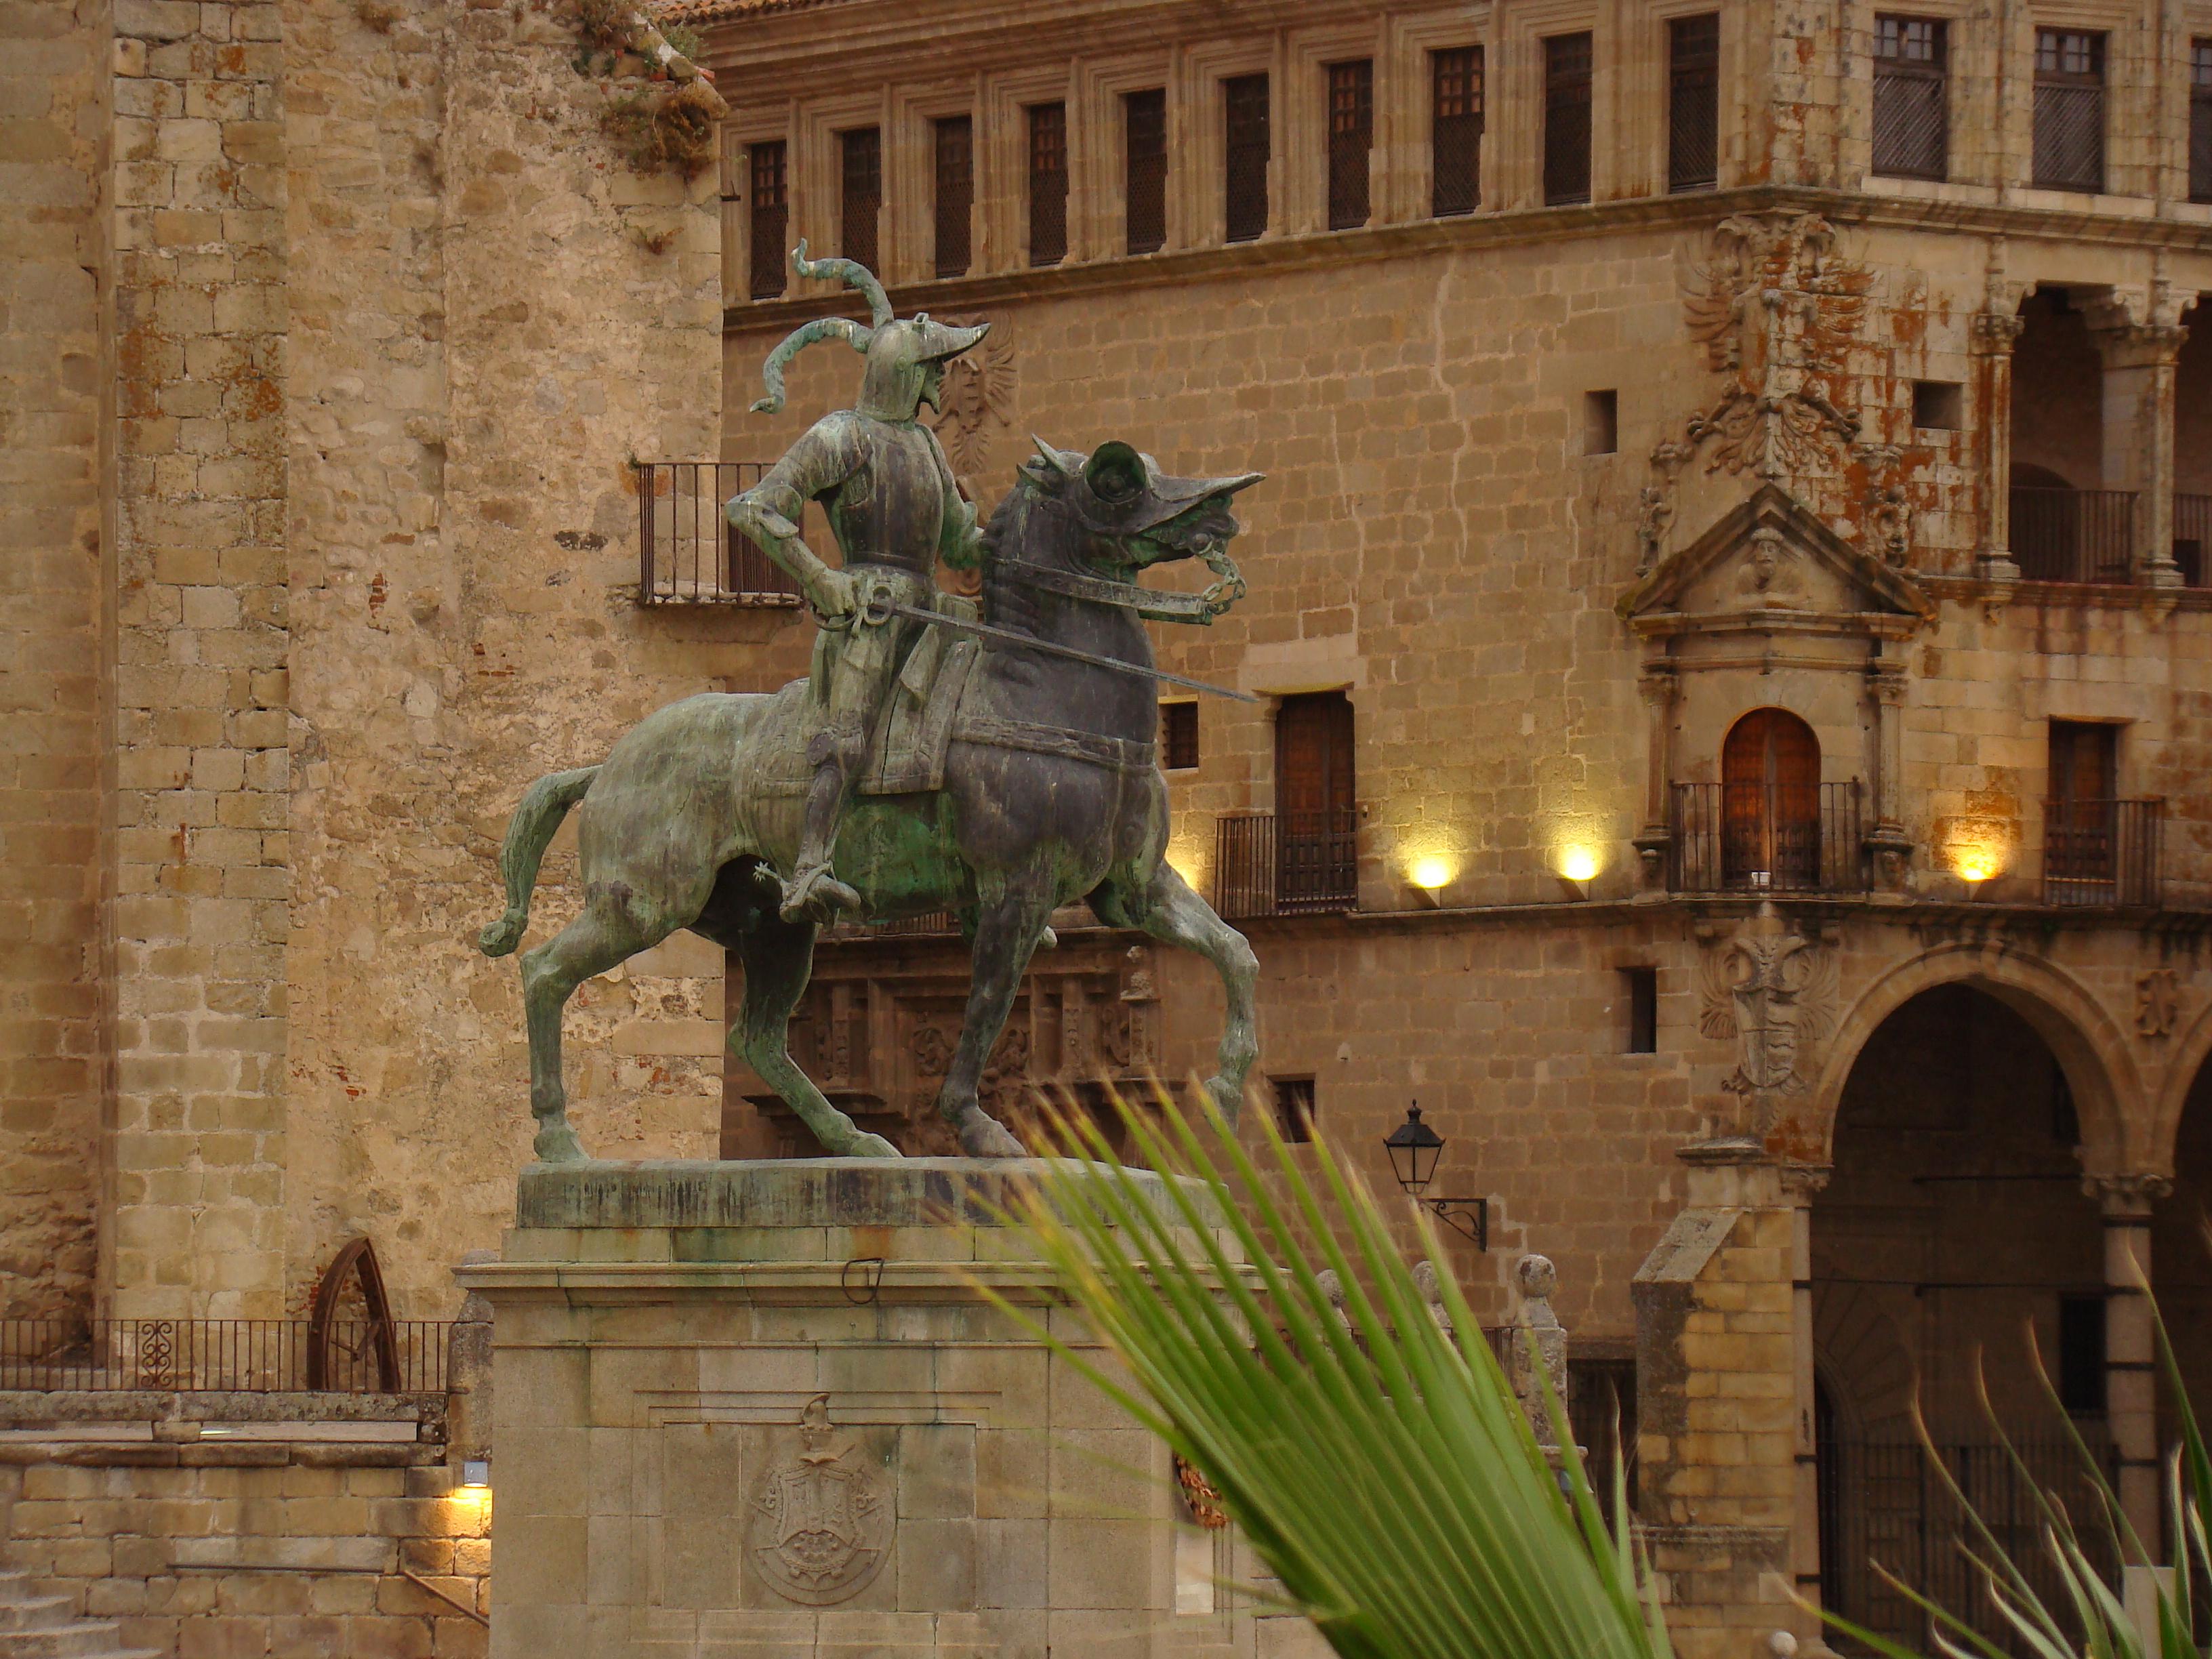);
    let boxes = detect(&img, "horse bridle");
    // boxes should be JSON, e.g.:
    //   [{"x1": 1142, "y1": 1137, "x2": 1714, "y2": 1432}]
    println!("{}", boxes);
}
[{"x1": 1000, "y1": 533, "x2": 1247, "y2": 624}]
